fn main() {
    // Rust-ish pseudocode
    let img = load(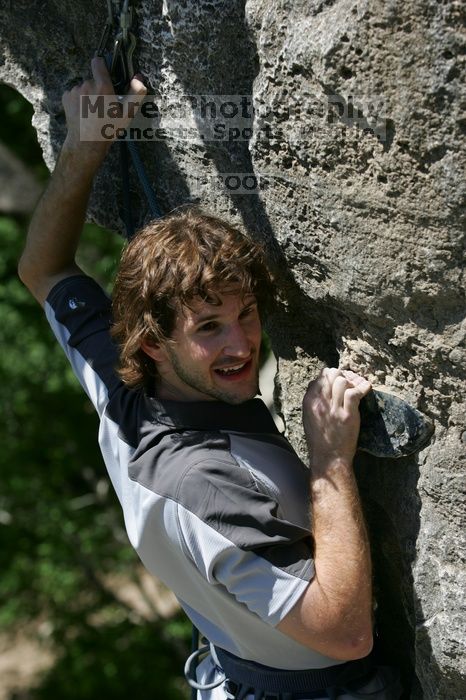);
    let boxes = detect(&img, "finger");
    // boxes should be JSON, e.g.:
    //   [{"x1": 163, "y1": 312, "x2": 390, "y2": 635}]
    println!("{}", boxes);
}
[
  {"x1": 343, "y1": 380, "x2": 372, "y2": 412},
  {"x1": 127, "y1": 75, "x2": 148, "y2": 98},
  {"x1": 90, "y1": 56, "x2": 114, "y2": 92},
  {"x1": 331, "y1": 375, "x2": 351, "y2": 409},
  {"x1": 322, "y1": 367, "x2": 342, "y2": 398},
  {"x1": 341, "y1": 369, "x2": 367, "y2": 387}
]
